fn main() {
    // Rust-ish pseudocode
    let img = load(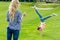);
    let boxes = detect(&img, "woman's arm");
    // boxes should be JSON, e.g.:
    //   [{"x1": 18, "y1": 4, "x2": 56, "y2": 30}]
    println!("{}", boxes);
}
[
  {"x1": 17, "y1": 12, "x2": 22, "y2": 23},
  {"x1": 17, "y1": 11, "x2": 26, "y2": 23}
]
